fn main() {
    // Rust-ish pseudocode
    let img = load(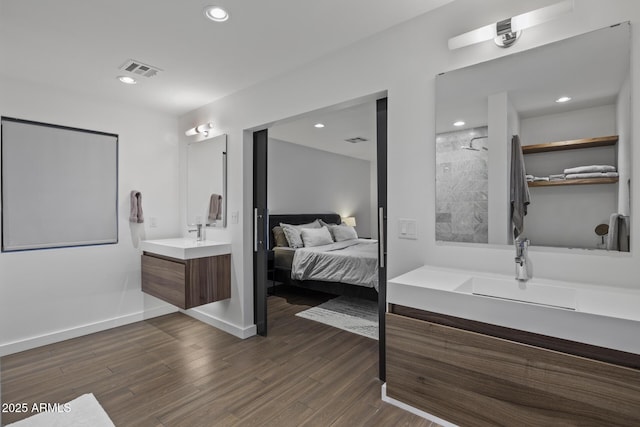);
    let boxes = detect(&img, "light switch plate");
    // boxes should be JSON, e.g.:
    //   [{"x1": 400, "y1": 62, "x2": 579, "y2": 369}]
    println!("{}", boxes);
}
[
  {"x1": 398, "y1": 218, "x2": 417, "y2": 239},
  {"x1": 231, "y1": 211, "x2": 239, "y2": 224}
]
